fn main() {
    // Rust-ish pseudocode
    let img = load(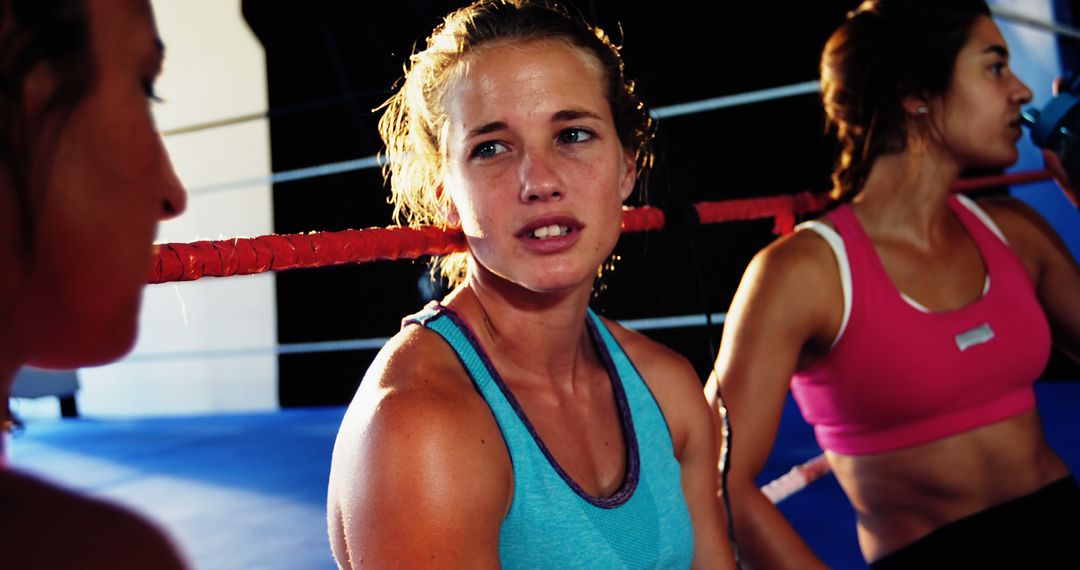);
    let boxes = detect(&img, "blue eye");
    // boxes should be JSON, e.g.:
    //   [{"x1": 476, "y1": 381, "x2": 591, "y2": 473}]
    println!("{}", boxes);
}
[
  {"x1": 470, "y1": 140, "x2": 508, "y2": 159},
  {"x1": 559, "y1": 128, "x2": 594, "y2": 144}
]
